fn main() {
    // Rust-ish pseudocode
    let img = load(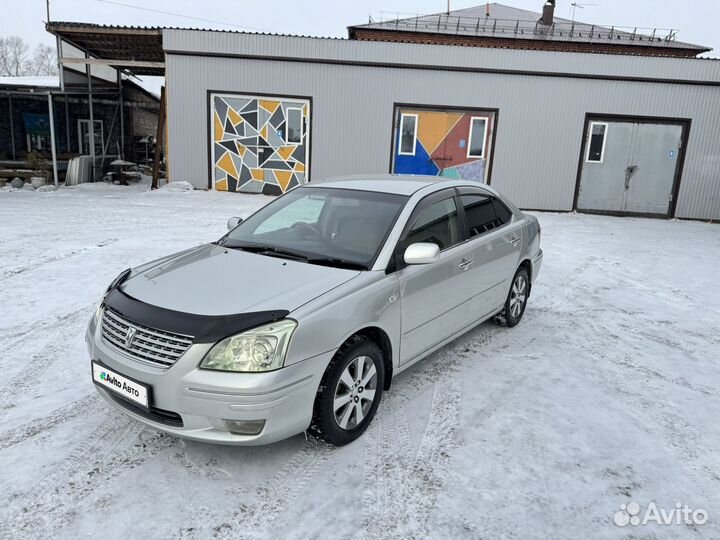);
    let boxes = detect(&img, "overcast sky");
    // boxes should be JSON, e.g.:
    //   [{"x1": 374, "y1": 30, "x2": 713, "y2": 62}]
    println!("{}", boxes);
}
[{"x1": 3, "y1": 0, "x2": 718, "y2": 92}]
